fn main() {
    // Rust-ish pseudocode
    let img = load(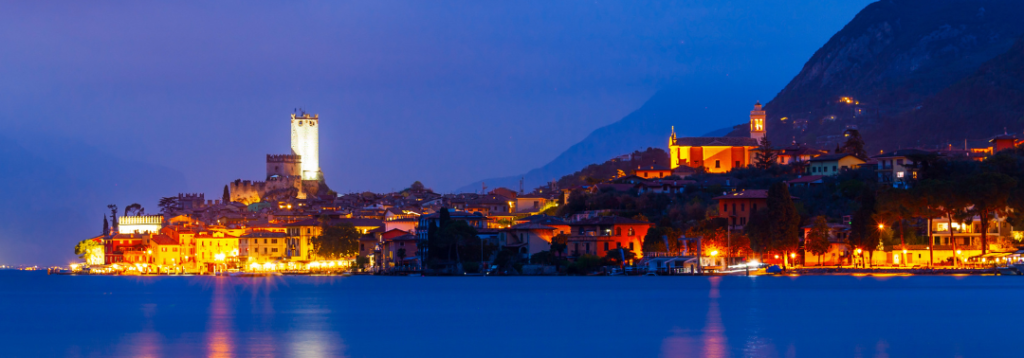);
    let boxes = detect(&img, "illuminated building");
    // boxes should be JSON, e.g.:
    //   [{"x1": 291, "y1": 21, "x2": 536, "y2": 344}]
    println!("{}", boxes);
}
[
  {"x1": 118, "y1": 215, "x2": 163, "y2": 234},
  {"x1": 669, "y1": 102, "x2": 763, "y2": 173},
  {"x1": 807, "y1": 153, "x2": 866, "y2": 176},
  {"x1": 565, "y1": 216, "x2": 651, "y2": 259},
  {"x1": 291, "y1": 112, "x2": 320, "y2": 180},
  {"x1": 240, "y1": 232, "x2": 288, "y2": 263},
  {"x1": 194, "y1": 231, "x2": 239, "y2": 272}
]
